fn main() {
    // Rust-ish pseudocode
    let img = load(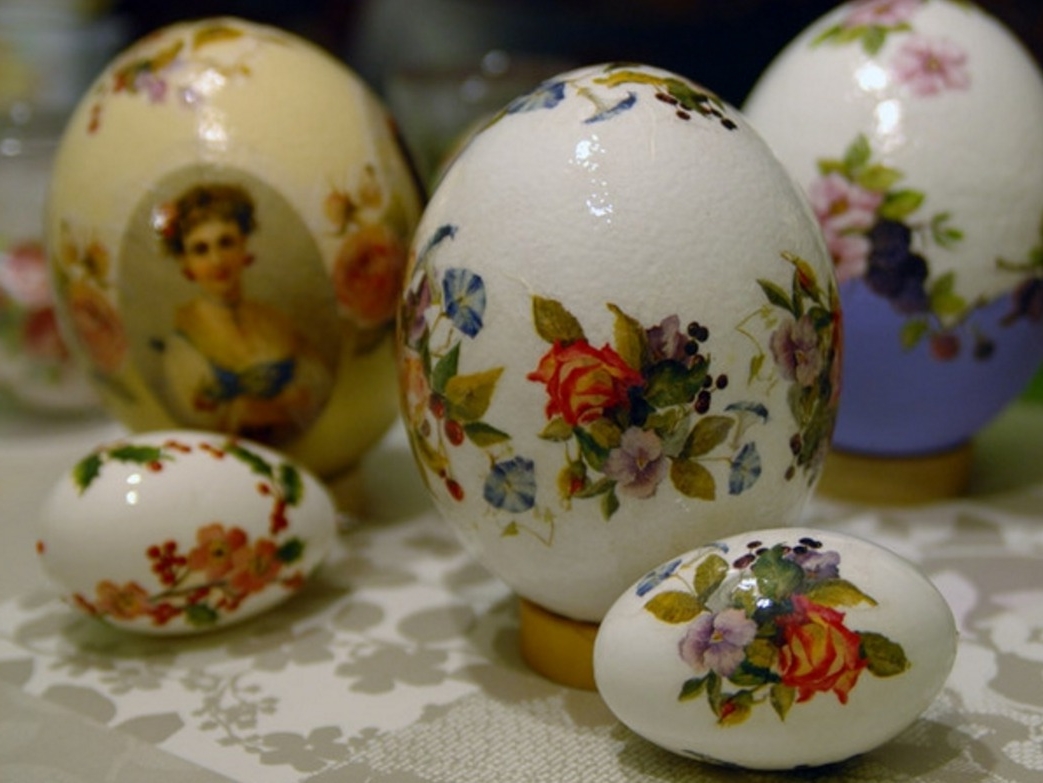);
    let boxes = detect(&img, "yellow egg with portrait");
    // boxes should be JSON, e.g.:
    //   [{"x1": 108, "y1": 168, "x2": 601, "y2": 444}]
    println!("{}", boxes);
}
[{"x1": 46, "y1": 18, "x2": 423, "y2": 488}]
